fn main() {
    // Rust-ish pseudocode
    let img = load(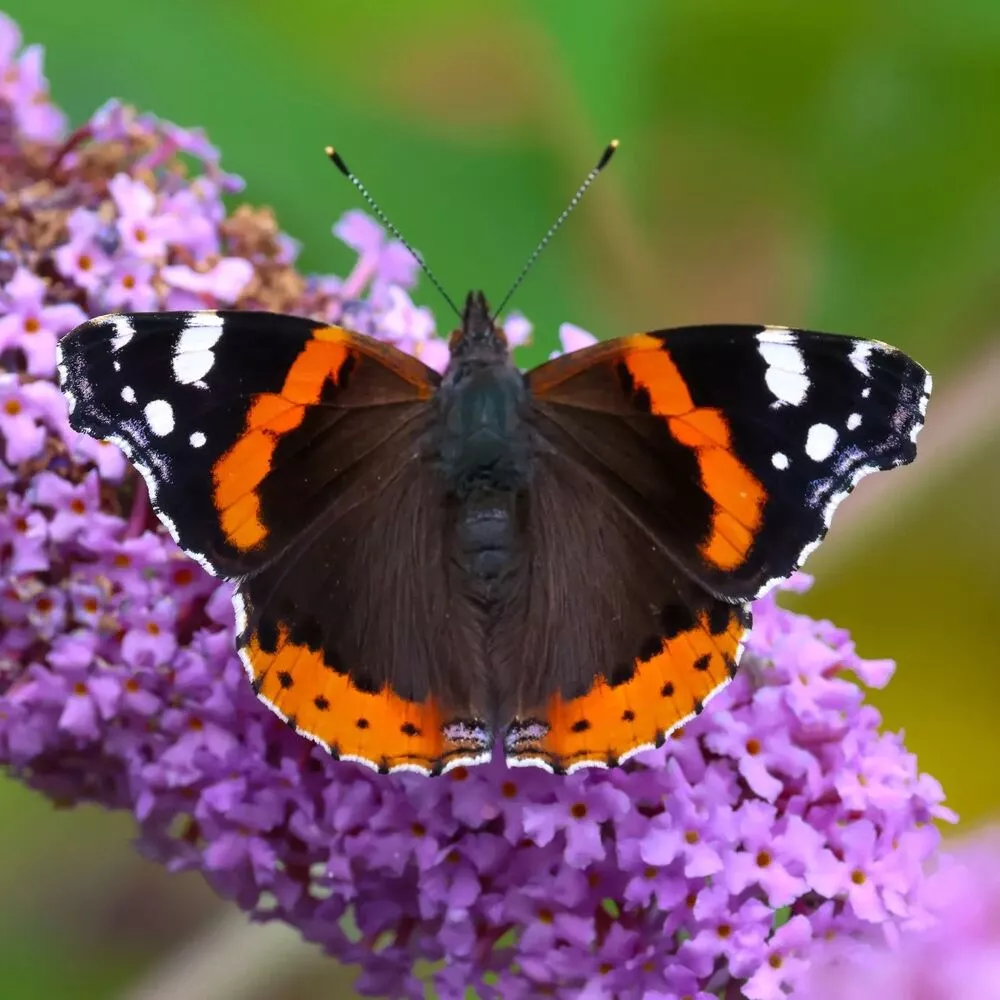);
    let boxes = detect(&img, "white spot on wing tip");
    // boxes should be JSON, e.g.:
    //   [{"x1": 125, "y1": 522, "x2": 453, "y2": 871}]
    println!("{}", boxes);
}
[
  {"x1": 849, "y1": 341, "x2": 872, "y2": 377},
  {"x1": 143, "y1": 399, "x2": 174, "y2": 436},
  {"x1": 188, "y1": 311, "x2": 225, "y2": 328},
  {"x1": 173, "y1": 318, "x2": 225, "y2": 385},
  {"x1": 846, "y1": 413, "x2": 862, "y2": 431},
  {"x1": 762, "y1": 325, "x2": 795, "y2": 343},
  {"x1": 772, "y1": 452, "x2": 789, "y2": 470},
  {"x1": 189, "y1": 431, "x2": 207, "y2": 448},
  {"x1": 805, "y1": 423, "x2": 838, "y2": 462},
  {"x1": 757, "y1": 330, "x2": 809, "y2": 407},
  {"x1": 173, "y1": 352, "x2": 216, "y2": 385},
  {"x1": 121, "y1": 386, "x2": 136, "y2": 404},
  {"x1": 104, "y1": 314, "x2": 136, "y2": 352}
]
